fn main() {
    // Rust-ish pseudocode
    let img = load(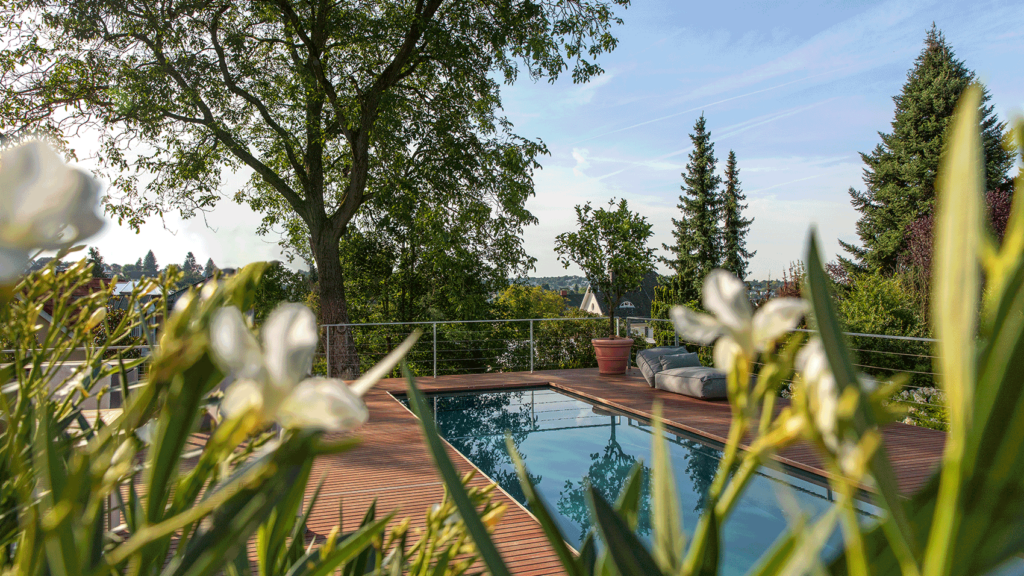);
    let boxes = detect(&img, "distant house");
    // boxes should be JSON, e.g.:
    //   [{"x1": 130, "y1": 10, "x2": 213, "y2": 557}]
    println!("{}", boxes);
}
[
  {"x1": 560, "y1": 291, "x2": 584, "y2": 311},
  {"x1": 576, "y1": 272, "x2": 660, "y2": 341},
  {"x1": 34, "y1": 278, "x2": 114, "y2": 355}
]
